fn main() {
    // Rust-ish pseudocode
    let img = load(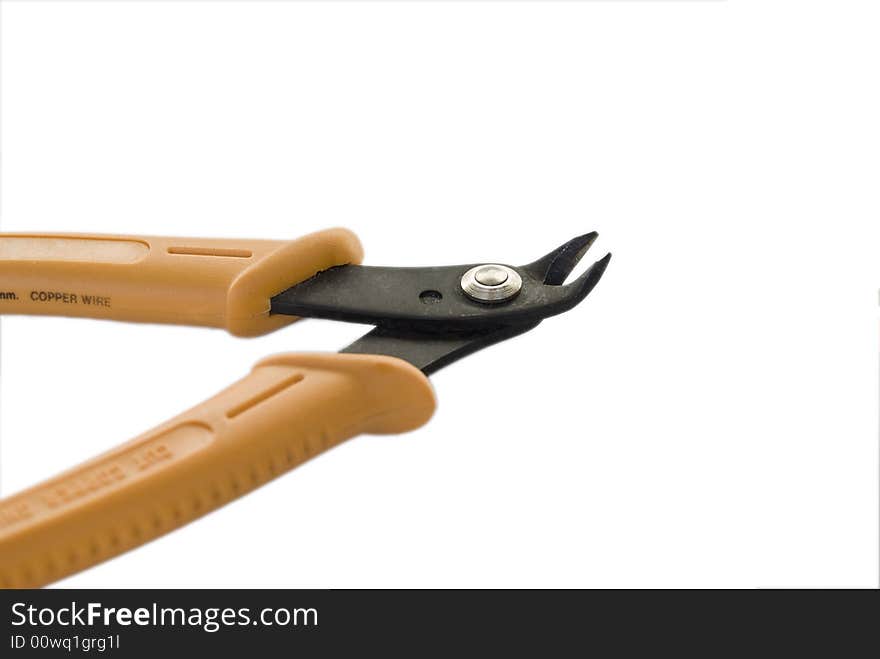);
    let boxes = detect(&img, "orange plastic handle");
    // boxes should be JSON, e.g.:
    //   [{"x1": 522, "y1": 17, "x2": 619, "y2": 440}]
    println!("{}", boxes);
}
[
  {"x1": 0, "y1": 228, "x2": 362, "y2": 336},
  {"x1": 0, "y1": 353, "x2": 435, "y2": 588}
]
